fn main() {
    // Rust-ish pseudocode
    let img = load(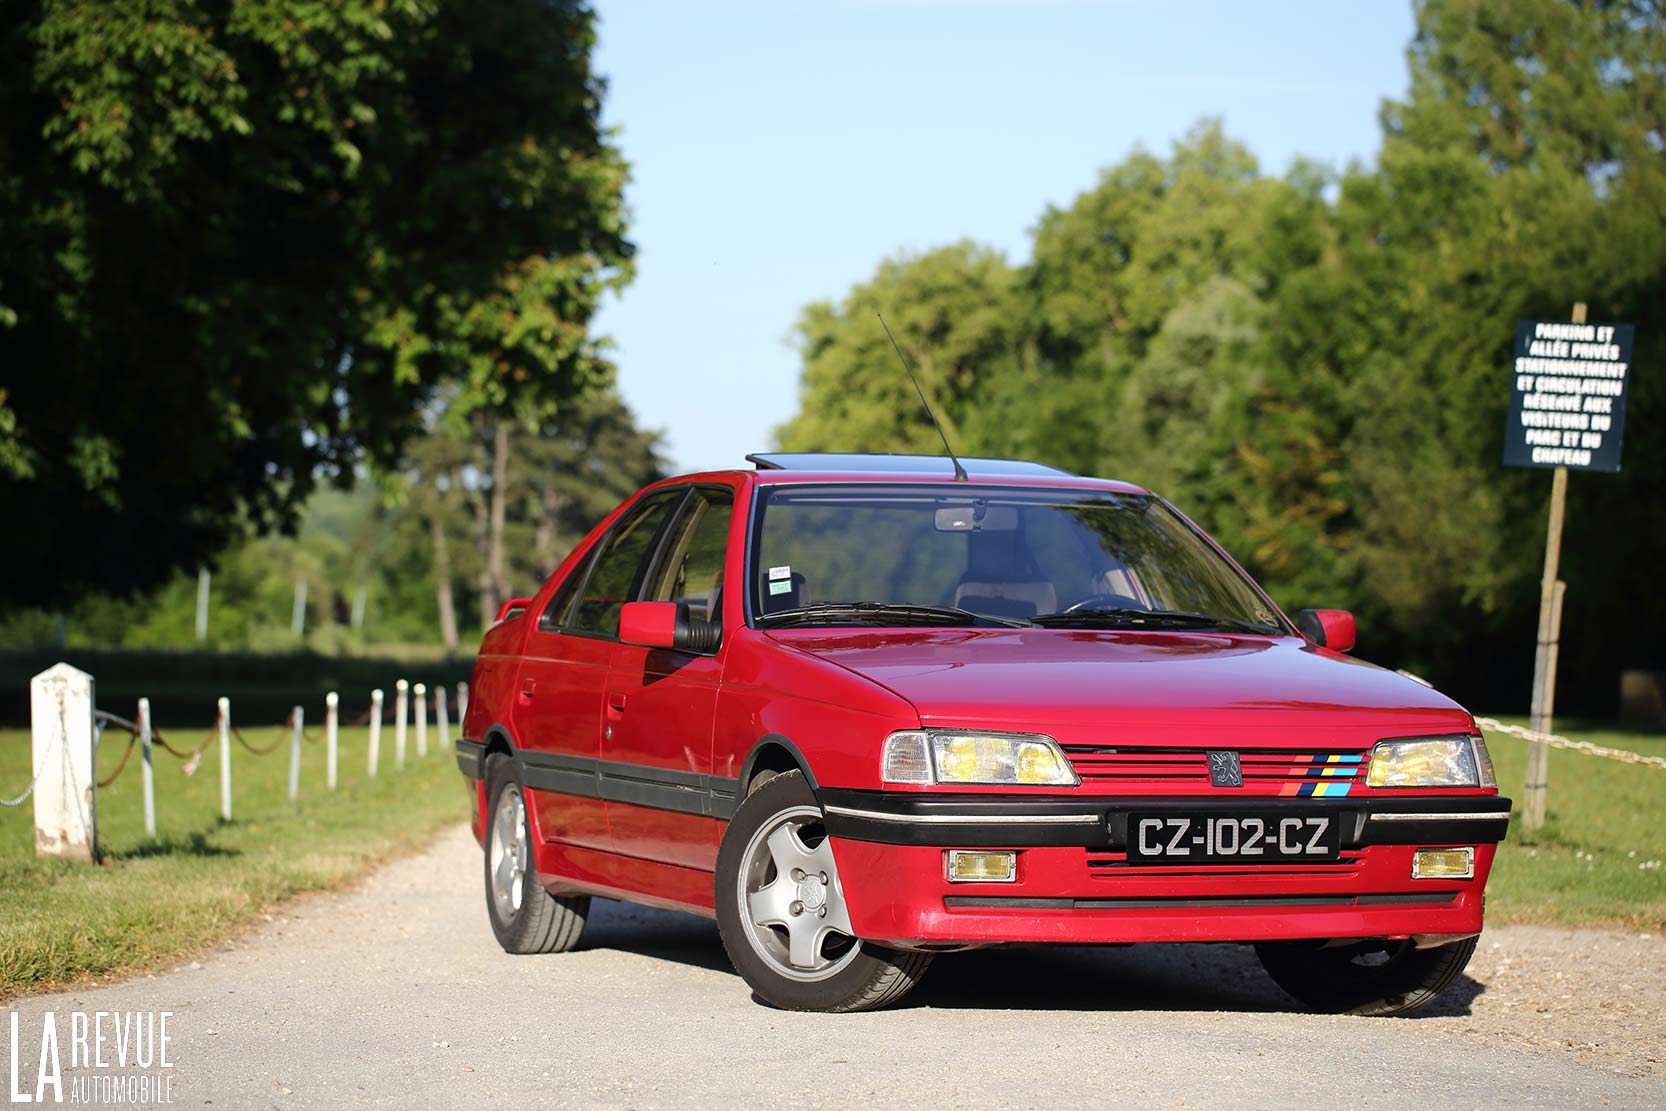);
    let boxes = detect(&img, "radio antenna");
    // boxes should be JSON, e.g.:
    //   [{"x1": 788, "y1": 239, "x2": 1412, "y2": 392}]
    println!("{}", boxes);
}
[{"x1": 878, "y1": 313, "x2": 968, "y2": 482}]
